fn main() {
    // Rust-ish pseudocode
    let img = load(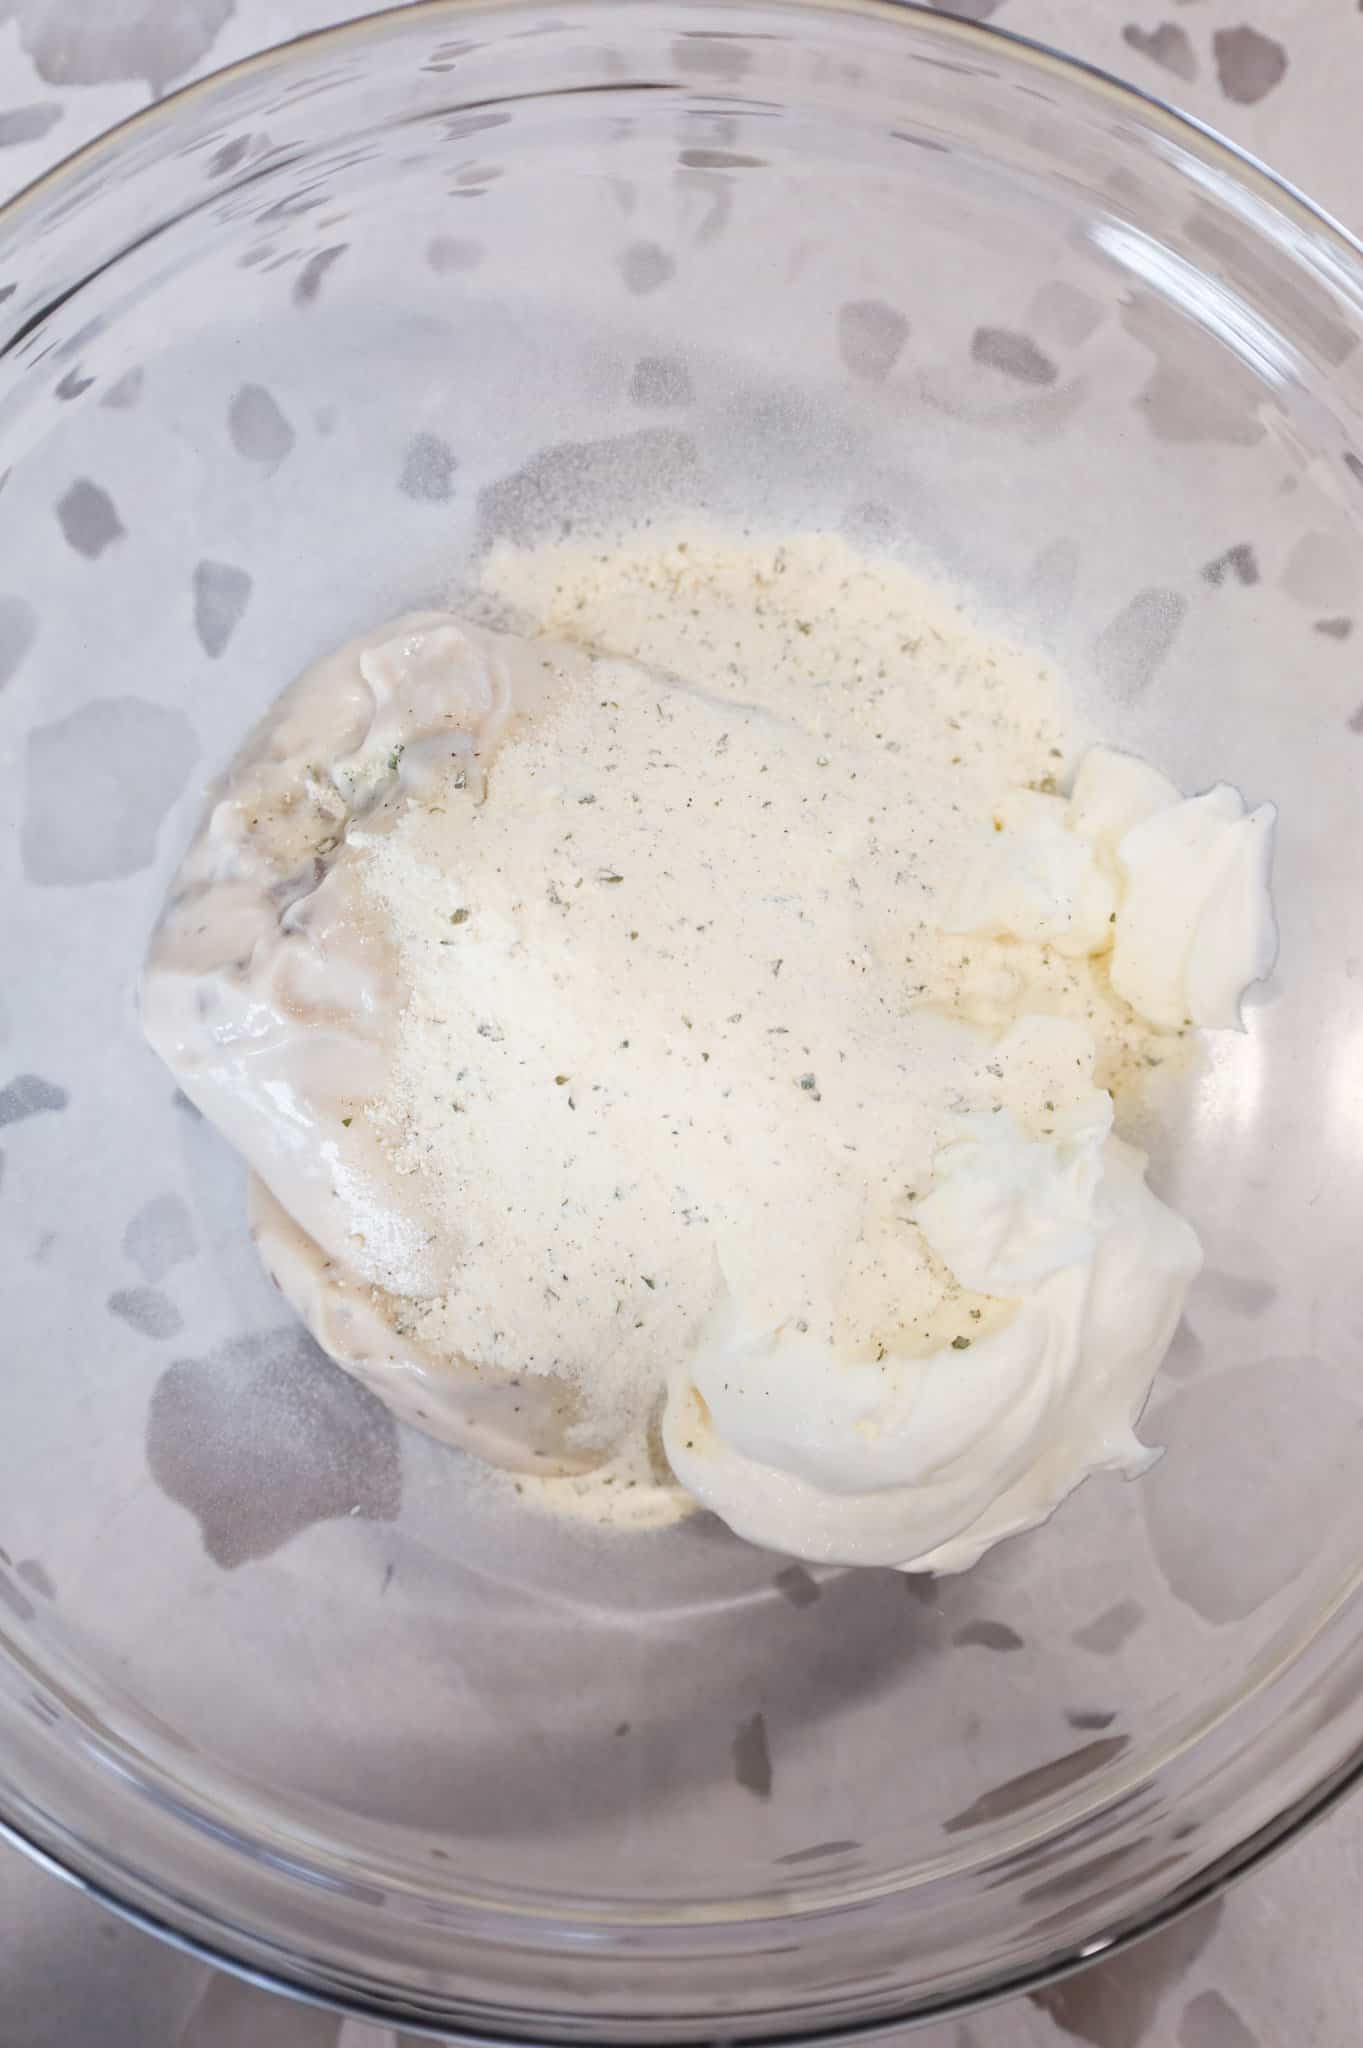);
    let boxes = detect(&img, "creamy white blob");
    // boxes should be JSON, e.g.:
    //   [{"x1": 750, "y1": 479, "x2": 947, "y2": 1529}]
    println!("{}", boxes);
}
[
  {"x1": 665, "y1": 1017, "x2": 1202, "y2": 1570},
  {"x1": 143, "y1": 533, "x2": 1273, "y2": 1573},
  {"x1": 142, "y1": 614, "x2": 599, "y2": 1471},
  {"x1": 949, "y1": 743, "x2": 1278, "y2": 1031}
]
